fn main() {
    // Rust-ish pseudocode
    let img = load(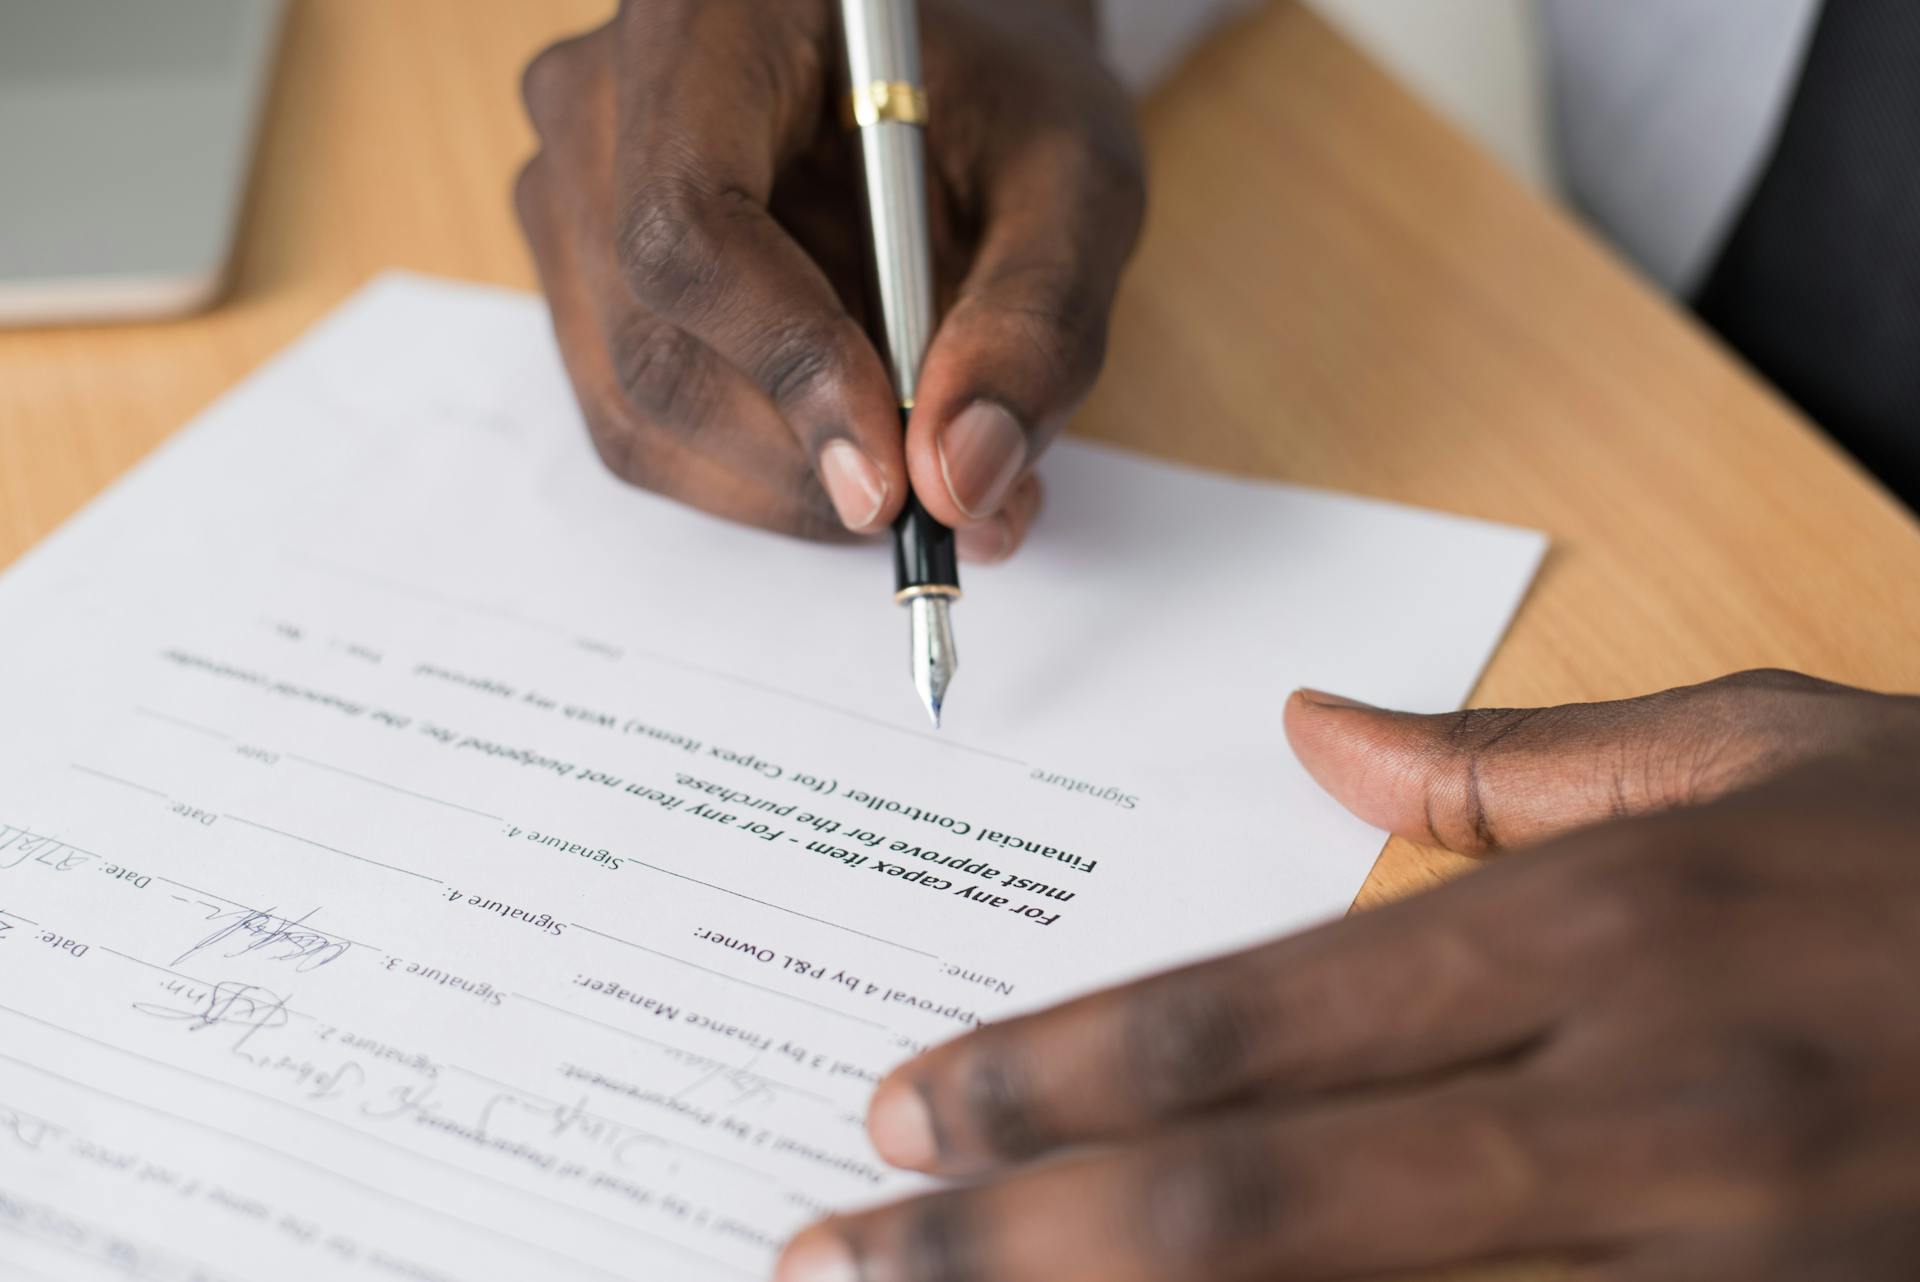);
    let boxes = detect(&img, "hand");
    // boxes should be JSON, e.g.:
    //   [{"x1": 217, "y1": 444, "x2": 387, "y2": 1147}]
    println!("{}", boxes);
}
[
  {"x1": 778, "y1": 669, "x2": 1920, "y2": 1282},
  {"x1": 514, "y1": 0, "x2": 1143, "y2": 561}
]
